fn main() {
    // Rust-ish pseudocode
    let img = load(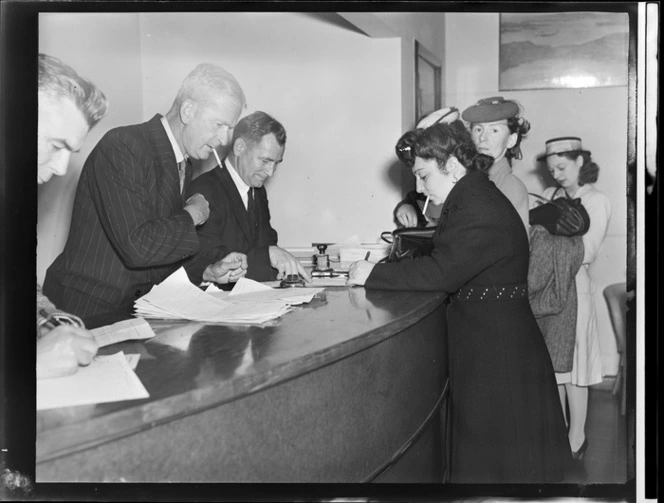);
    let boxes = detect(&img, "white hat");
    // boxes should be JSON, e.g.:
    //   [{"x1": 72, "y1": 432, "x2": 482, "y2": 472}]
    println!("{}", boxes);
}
[
  {"x1": 416, "y1": 107, "x2": 460, "y2": 129},
  {"x1": 537, "y1": 137, "x2": 591, "y2": 161}
]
